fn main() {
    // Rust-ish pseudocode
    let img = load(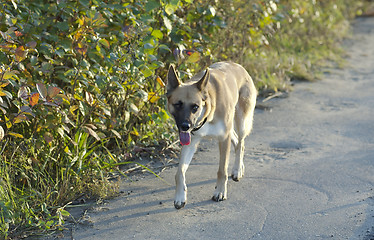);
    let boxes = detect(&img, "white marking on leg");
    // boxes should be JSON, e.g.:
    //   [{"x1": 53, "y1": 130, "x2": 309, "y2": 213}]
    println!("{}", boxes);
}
[{"x1": 174, "y1": 137, "x2": 200, "y2": 209}]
